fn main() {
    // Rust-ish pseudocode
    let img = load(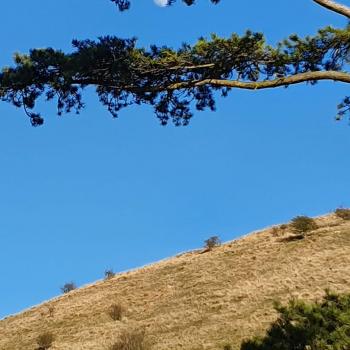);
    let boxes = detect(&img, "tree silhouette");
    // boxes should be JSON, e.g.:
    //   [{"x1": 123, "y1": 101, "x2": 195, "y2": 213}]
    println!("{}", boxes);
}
[{"x1": 0, "y1": 0, "x2": 349, "y2": 126}]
